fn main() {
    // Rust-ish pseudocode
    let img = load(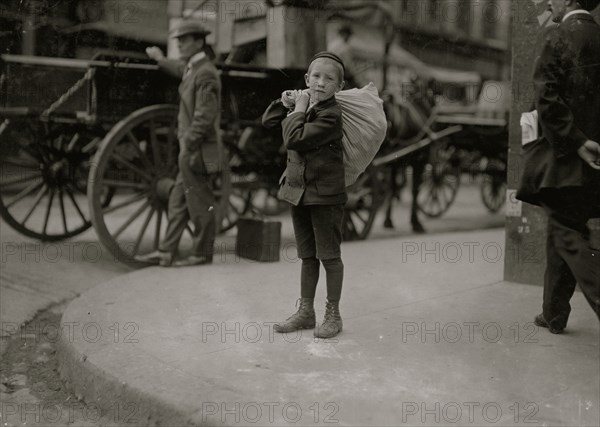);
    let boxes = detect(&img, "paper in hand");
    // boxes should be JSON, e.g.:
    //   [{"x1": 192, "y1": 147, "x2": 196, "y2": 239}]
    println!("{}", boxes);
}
[{"x1": 520, "y1": 111, "x2": 538, "y2": 146}]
